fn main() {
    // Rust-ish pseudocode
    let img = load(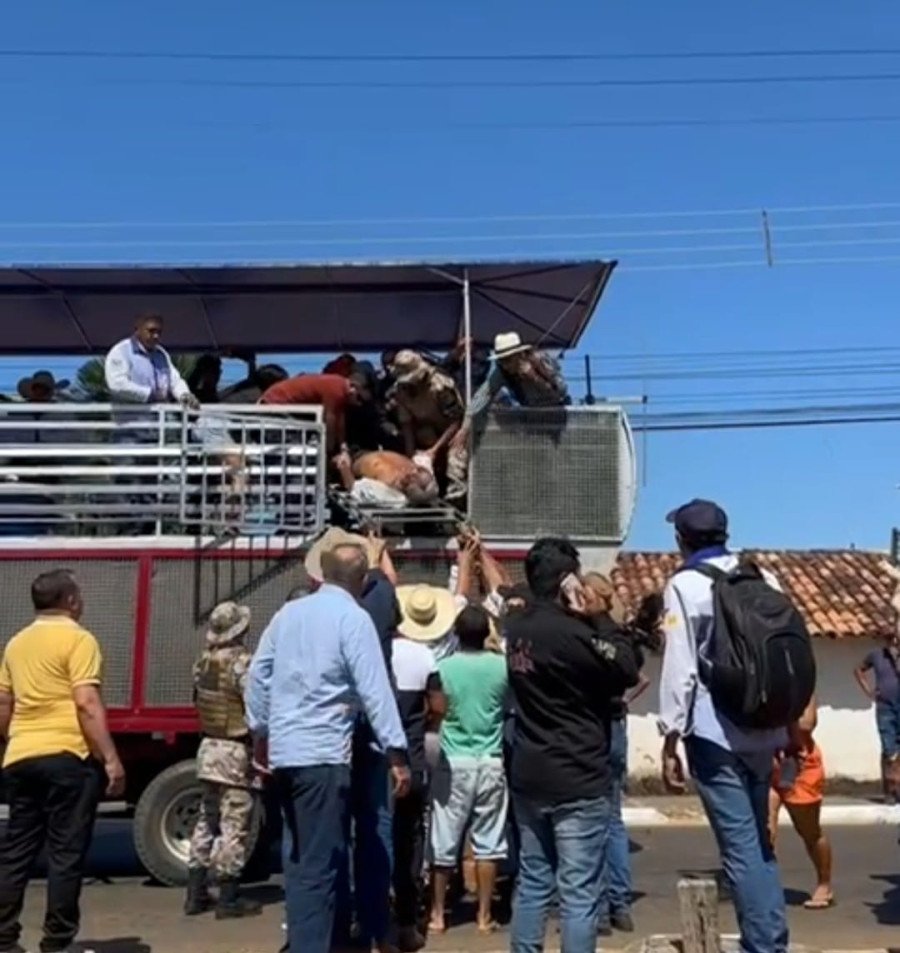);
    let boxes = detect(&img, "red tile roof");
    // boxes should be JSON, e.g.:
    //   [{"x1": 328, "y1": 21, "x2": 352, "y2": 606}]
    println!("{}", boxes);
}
[{"x1": 612, "y1": 550, "x2": 897, "y2": 639}]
